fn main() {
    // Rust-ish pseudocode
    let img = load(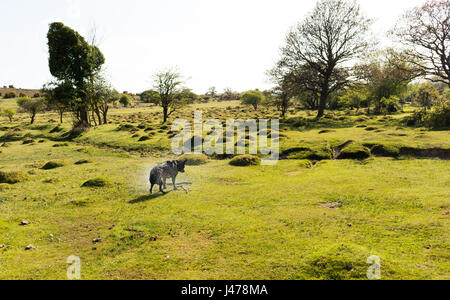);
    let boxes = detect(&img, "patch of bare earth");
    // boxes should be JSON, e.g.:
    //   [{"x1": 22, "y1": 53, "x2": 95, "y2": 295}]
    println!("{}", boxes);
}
[{"x1": 319, "y1": 201, "x2": 343, "y2": 209}]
